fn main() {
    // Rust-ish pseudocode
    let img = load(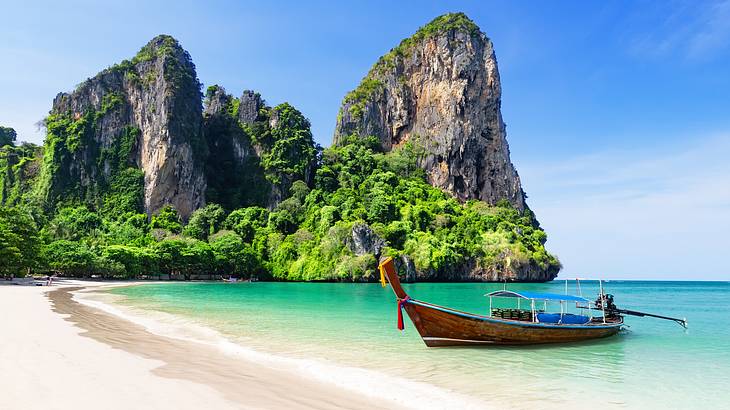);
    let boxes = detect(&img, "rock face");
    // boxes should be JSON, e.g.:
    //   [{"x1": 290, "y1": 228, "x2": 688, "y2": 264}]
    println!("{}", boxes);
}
[
  {"x1": 46, "y1": 35, "x2": 206, "y2": 219},
  {"x1": 347, "y1": 223, "x2": 386, "y2": 256},
  {"x1": 334, "y1": 13, "x2": 526, "y2": 211},
  {"x1": 201, "y1": 86, "x2": 318, "y2": 210},
  {"x1": 420, "y1": 259, "x2": 559, "y2": 282},
  {"x1": 202, "y1": 86, "x2": 268, "y2": 209},
  {"x1": 238, "y1": 90, "x2": 263, "y2": 126}
]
